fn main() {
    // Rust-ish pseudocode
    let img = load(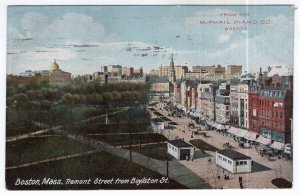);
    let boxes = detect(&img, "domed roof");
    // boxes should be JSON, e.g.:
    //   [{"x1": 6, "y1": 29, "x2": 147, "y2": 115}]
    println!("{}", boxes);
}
[{"x1": 50, "y1": 59, "x2": 59, "y2": 70}]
